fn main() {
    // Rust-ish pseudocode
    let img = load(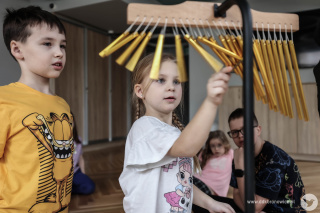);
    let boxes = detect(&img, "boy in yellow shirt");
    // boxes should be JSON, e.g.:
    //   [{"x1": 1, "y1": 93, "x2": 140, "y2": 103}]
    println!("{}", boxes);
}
[{"x1": 0, "y1": 6, "x2": 74, "y2": 212}]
